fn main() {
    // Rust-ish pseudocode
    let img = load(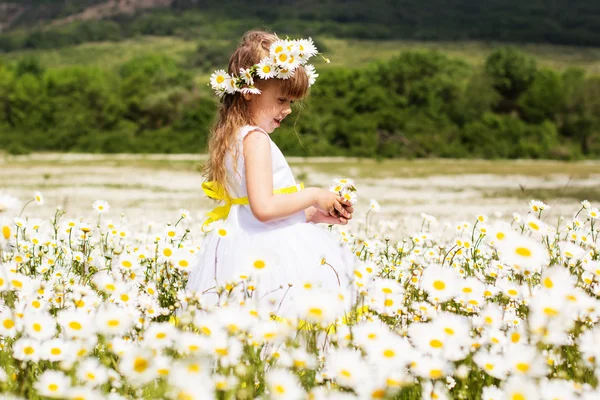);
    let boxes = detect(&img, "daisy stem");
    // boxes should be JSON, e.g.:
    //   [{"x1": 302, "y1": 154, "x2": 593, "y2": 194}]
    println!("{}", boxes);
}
[{"x1": 17, "y1": 198, "x2": 34, "y2": 218}]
